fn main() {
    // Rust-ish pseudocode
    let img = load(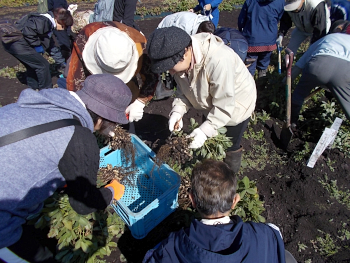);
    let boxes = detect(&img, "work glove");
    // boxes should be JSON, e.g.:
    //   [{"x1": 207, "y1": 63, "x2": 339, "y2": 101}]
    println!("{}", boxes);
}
[
  {"x1": 168, "y1": 112, "x2": 183, "y2": 132},
  {"x1": 276, "y1": 34, "x2": 283, "y2": 47},
  {"x1": 105, "y1": 179, "x2": 125, "y2": 200},
  {"x1": 188, "y1": 128, "x2": 207, "y2": 149},
  {"x1": 34, "y1": 45, "x2": 45, "y2": 54},
  {"x1": 125, "y1": 99, "x2": 145, "y2": 122},
  {"x1": 99, "y1": 120, "x2": 117, "y2": 137}
]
